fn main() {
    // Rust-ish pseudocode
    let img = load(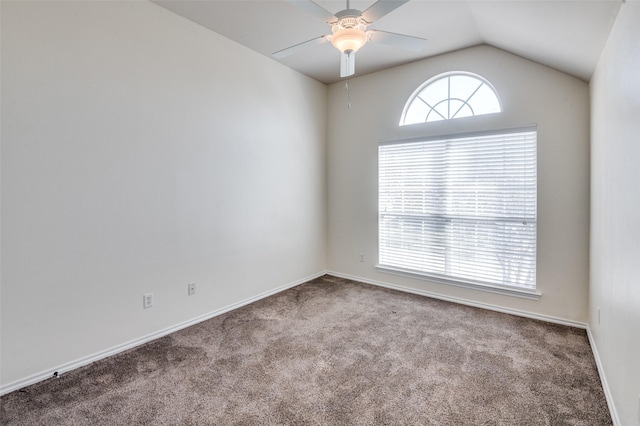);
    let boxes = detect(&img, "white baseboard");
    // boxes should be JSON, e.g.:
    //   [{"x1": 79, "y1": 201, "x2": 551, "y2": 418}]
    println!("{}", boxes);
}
[
  {"x1": 586, "y1": 326, "x2": 620, "y2": 426},
  {"x1": 0, "y1": 271, "x2": 326, "y2": 396},
  {"x1": 327, "y1": 270, "x2": 588, "y2": 329}
]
